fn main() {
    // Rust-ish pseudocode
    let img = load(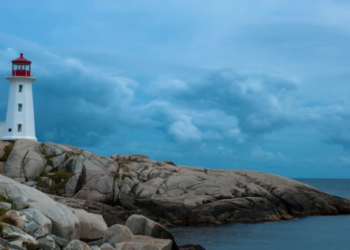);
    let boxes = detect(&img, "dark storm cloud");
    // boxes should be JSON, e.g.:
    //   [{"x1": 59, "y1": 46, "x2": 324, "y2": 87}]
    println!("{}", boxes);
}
[{"x1": 148, "y1": 70, "x2": 298, "y2": 144}]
